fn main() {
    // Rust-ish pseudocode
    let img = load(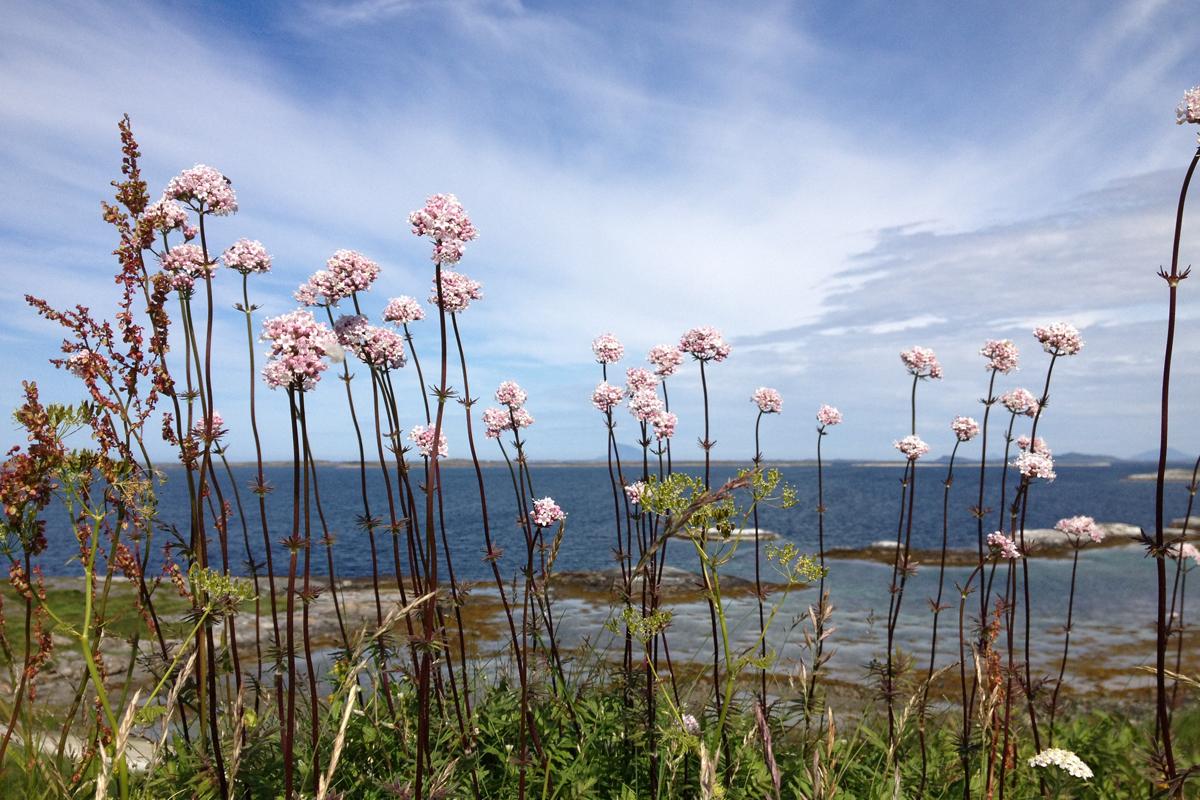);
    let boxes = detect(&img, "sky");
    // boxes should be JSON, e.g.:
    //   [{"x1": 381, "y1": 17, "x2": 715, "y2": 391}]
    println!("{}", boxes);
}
[{"x1": 2, "y1": 0, "x2": 1200, "y2": 462}]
